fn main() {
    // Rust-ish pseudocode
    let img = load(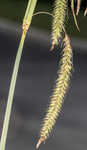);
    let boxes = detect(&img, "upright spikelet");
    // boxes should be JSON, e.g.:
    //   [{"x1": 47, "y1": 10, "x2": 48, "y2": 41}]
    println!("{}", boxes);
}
[
  {"x1": 51, "y1": 0, "x2": 67, "y2": 49},
  {"x1": 36, "y1": 34, "x2": 73, "y2": 148}
]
